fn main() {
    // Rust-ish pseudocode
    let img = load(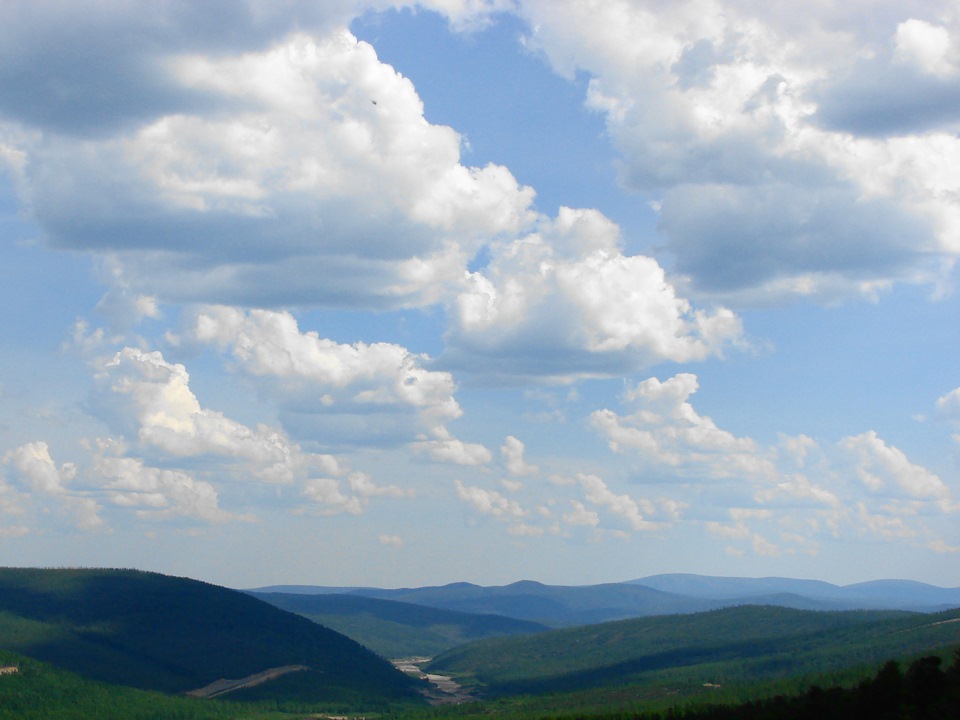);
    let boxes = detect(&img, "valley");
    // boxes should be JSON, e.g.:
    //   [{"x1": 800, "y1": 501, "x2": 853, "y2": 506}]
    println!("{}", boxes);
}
[{"x1": 0, "y1": 567, "x2": 957, "y2": 719}]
